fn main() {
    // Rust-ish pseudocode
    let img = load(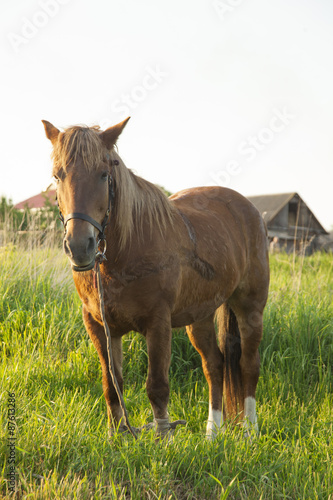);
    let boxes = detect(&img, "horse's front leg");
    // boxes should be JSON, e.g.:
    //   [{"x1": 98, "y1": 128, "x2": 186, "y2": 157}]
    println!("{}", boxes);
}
[
  {"x1": 145, "y1": 308, "x2": 172, "y2": 436},
  {"x1": 82, "y1": 307, "x2": 124, "y2": 434}
]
